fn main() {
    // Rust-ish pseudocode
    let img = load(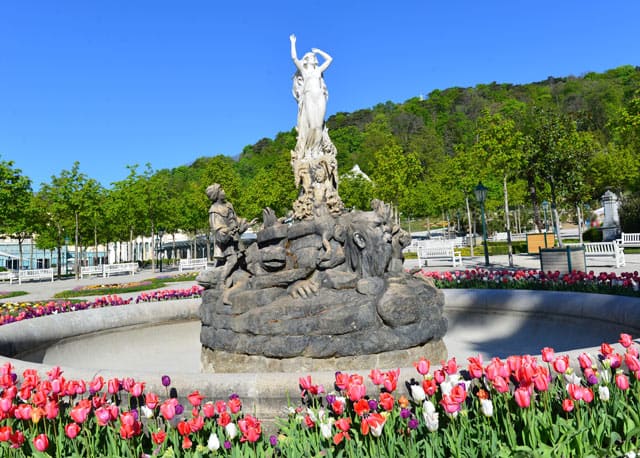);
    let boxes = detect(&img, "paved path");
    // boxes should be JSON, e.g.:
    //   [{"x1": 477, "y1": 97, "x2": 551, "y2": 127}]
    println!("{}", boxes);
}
[
  {"x1": 2, "y1": 252, "x2": 639, "y2": 303},
  {"x1": 0, "y1": 266, "x2": 196, "y2": 302}
]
